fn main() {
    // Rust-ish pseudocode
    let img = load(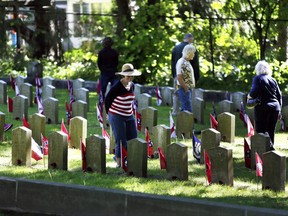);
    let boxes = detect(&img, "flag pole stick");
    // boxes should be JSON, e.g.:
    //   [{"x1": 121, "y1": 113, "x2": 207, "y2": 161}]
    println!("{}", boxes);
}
[{"x1": 43, "y1": 152, "x2": 46, "y2": 168}]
